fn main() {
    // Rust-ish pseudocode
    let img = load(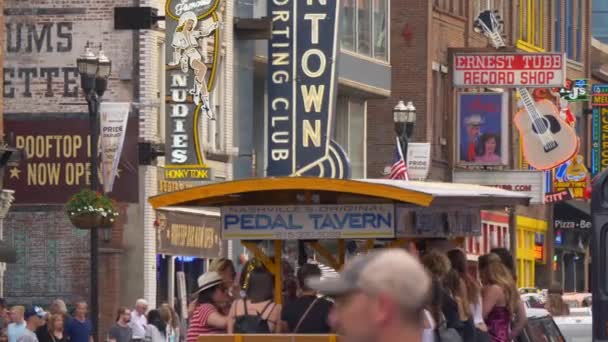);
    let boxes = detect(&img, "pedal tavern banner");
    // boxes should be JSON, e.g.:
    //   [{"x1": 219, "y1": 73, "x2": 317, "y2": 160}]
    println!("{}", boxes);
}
[
  {"x1": 100, "y1": 102, "x2": 130, "y2": 193},
  {"x1": 164, "y1": 0, "x2": 222, "y2": 181},
  {"x1": 267, "y1": 0, "x2": 350, "y2": 178}
]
